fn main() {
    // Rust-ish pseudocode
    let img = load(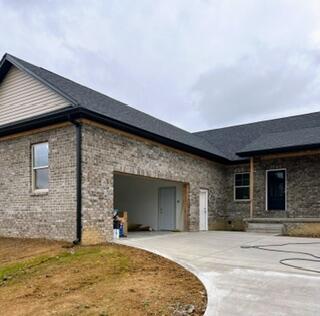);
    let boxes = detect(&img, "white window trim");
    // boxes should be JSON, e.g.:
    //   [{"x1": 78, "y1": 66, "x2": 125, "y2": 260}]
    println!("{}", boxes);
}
[
  {"x1": 32, "y1": 142, "x2": 49, "y2": 193},
  {"x1": 265, "y1": 169, "x2": 287, "y2": 211},
  {"x1": 234, "y1": 172, "x2": 250, "y2": 201}
]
